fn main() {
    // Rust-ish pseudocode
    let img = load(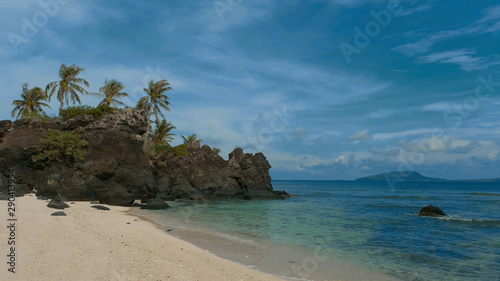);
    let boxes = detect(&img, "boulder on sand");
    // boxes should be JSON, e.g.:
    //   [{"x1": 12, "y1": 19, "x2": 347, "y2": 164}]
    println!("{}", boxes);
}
[{"x1": 47, "y1": 196, "x2": 70, "y2": 209}]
